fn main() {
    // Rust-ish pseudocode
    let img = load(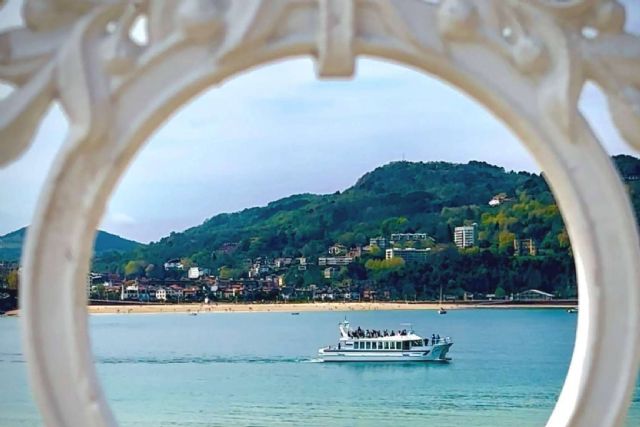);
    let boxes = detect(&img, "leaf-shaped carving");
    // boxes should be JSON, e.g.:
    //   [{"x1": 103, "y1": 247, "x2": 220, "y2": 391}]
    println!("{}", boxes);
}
[
  {"x1": 56, "y1": 5, "x2": 122, "y2": 145},
  {"x1": 0, "y1": 64, "x2": 54, "y2": 166},
  {"x1": 583, "y1": 33, "x2": 640, "y2": 151},
  {"x1": 609, "y1": 87, "x2": 640, "y2": 150}
]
